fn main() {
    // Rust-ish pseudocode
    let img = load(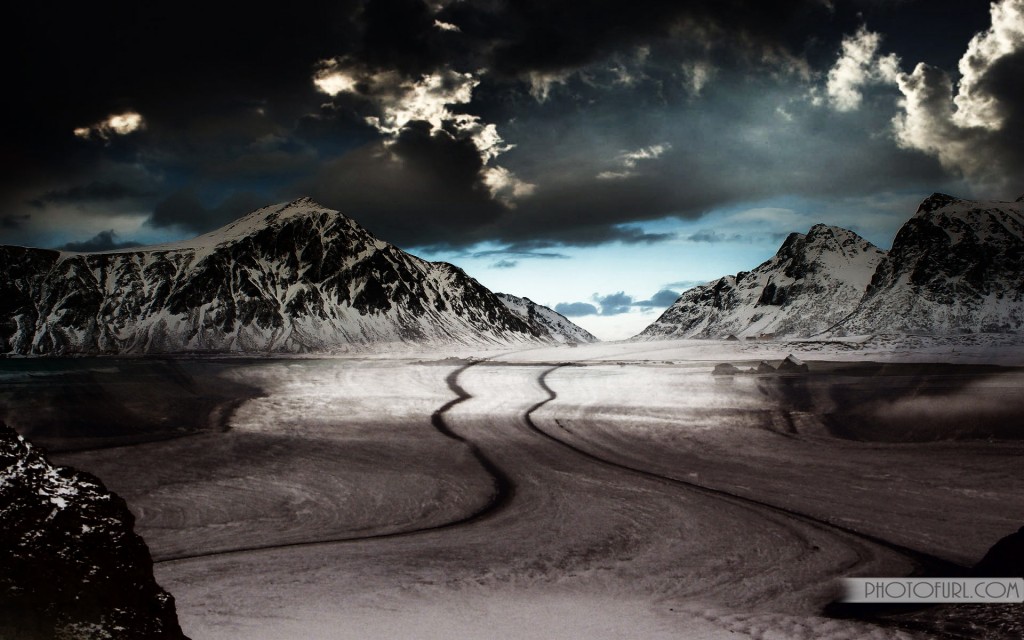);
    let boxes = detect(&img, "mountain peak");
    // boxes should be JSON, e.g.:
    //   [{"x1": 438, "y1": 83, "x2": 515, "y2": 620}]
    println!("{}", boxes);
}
[
  {"x1": 1017, "y1": 193, "x2": 1024, "y2": 202},
  {"x1": 0, "y1": 201, "x2": 560, "y2": 354},
  {"x1": 637, "y1": 221, "x2": 885, "y2": 340},
  {"x1": 283, "y1": 196, "x2": 327, "y2": 209},
  {"x1": 916, "y1": 192, "x2": 963, "y2": 215}
]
